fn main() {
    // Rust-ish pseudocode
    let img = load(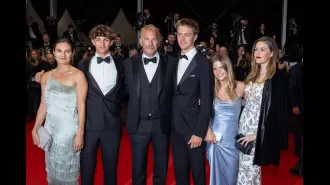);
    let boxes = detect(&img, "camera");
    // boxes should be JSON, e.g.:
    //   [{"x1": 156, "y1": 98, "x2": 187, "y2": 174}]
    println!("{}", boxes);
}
[
  {"x1": 164, "y1": 40, "x2": 173, "y2": 52},
  {"x1": 196, "y1": 45, "x2": 210, "y2": 57},
  {"x1": 238, "y1": 51, "x2": 247, "y2": 67},
  {"x1": 86, "y1": 46, "x2": 95, "y2": 57},
  {"x1": 135, "y1": 12, "x2": 146, "y2": 30},
  {"x1": 167, "y1": 12, "x2": 174, "y2": 19},
  {"x1": 211, "y1": 23, "x2": 218, "y2": 33},
  {"x1": 230, "y1": 13, "x2": 243, "y2": 28},
  {"x1": 288, "y1": 18, "x2": 296, "y2": 30}
]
